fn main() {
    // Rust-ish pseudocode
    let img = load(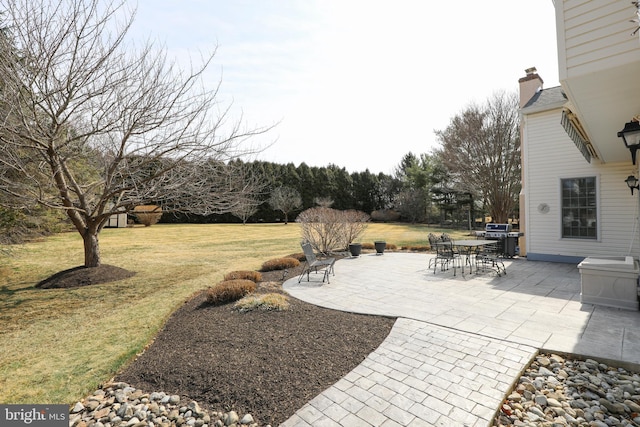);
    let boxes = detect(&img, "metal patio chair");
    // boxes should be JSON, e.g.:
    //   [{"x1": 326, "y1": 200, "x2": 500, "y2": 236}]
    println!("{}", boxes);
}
[
  {"x1": 298, "y1": 242, "x2": 336, "y2": 284},
  {"x1": 428, "y1": 234, "x2": 461, "y2": 276},
  {"x1": 475, "y1": 242, "x2": 506, "y2": 276}
]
